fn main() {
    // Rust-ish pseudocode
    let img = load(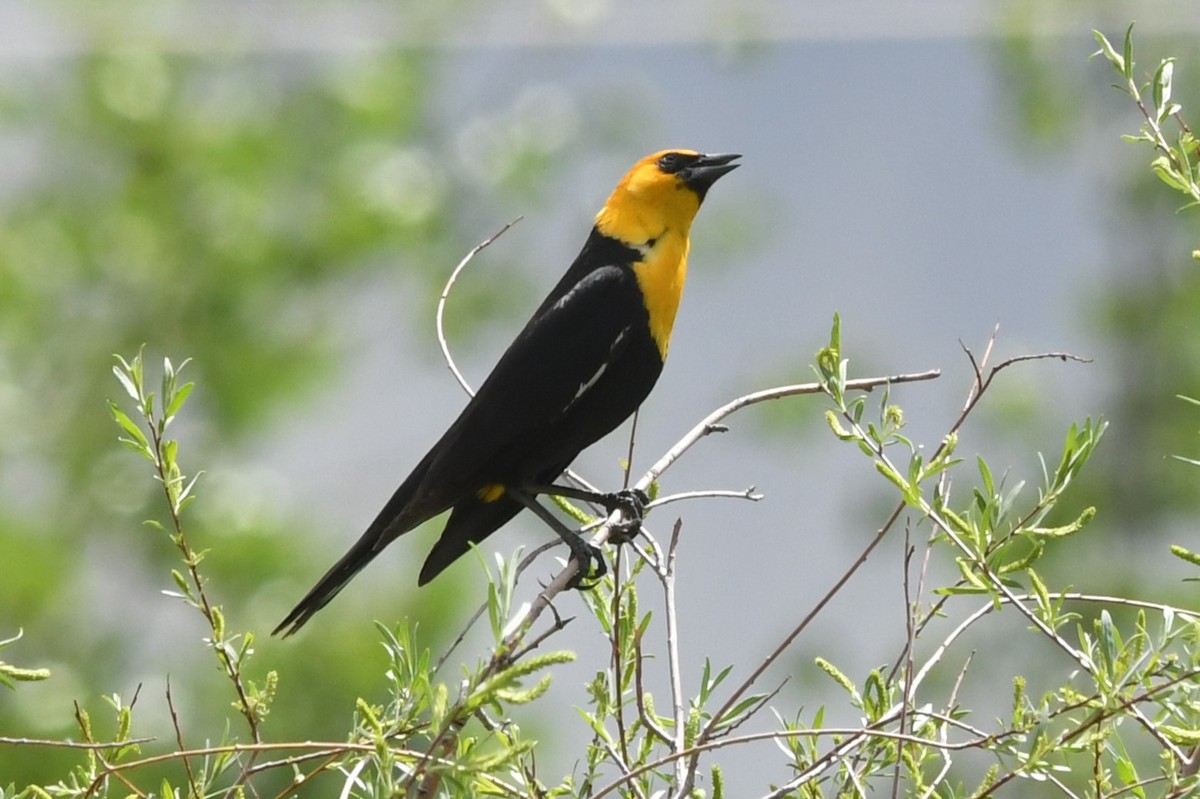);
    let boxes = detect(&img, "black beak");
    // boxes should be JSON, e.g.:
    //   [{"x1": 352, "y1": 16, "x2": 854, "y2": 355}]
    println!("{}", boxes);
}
[{"x1": 682, "y1": 152, "x2": 741, "y2": 199}]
